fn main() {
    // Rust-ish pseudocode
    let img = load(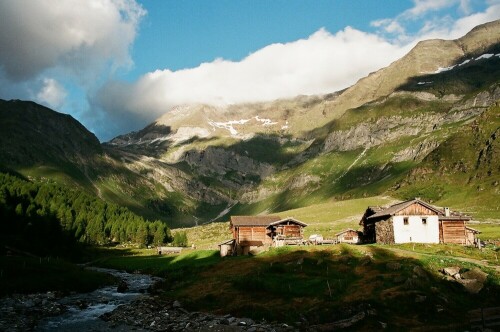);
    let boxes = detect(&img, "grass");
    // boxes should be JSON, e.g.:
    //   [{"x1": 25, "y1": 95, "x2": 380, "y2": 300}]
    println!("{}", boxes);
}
[
  {"x1": 277, "y1": 196, "x2": 397, "y2": 238},
  {"x1": 473, "y1": 224, "x2": 500, "y2": 241},
  {"x1": 172, "y1": 222, "x2": 233, "y2": 250},
  {"x1": 175, "y1": 195, "x2": 500, "y2": 248},
  {"x1": 178, "y1": 196, "x2": 397, "y2": 248},
  {"x1": 91, "y1": 244, "x2": 500, "y2": 330},
  {"x1": 379, "y1": 243, "x2": 500, "y2": 266},
  {"x1": 0, "y1": 256, "x2": 116, "y2": 296}
]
